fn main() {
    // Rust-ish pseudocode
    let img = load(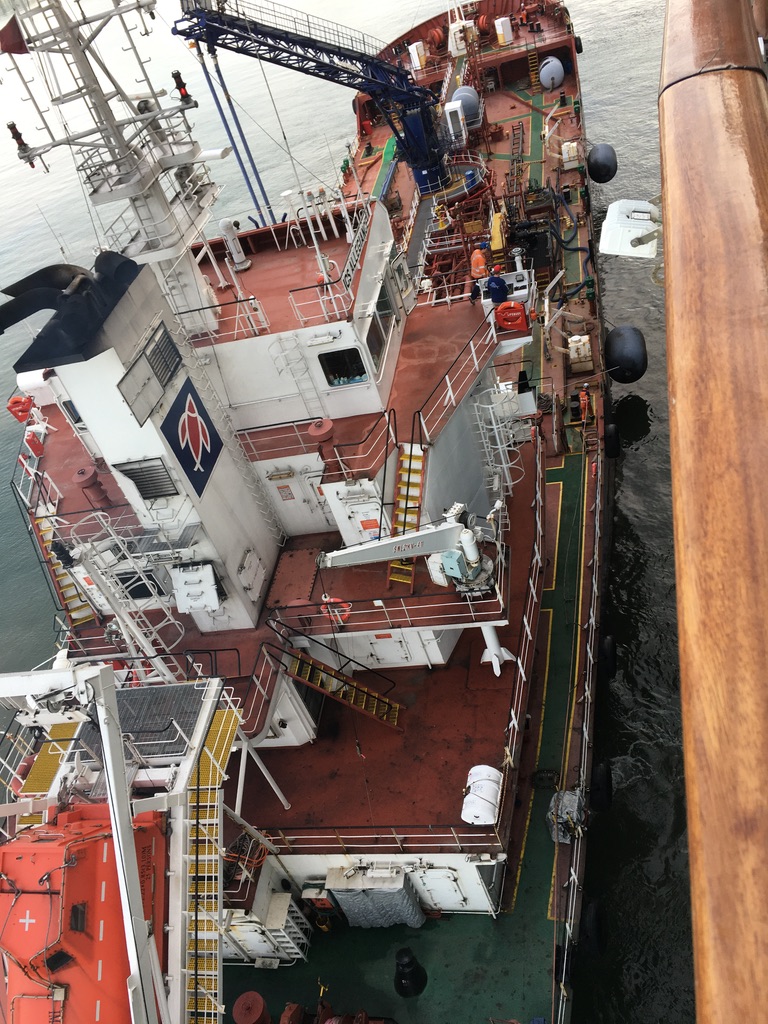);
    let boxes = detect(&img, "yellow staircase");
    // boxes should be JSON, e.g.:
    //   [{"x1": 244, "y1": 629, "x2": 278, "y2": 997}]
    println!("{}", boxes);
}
[
  {"x1": 183, "y1": 707, "x2": 241, "y2": 1024},
  {"x1": 388, "y1": 444, "x2": 425, "y2": 587},
  {"x1": 36, "y1": 517, "x2": 96, "y2": 627},
  {"x1": 287, "y1": 654, "x2": 404, "y2": 730},
  {"x1": 527, "y1": 47, "x2": 541, "y2": 93},
  {"x1": 18, "y1": 721, "x2": 79, "y2": 826}
]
